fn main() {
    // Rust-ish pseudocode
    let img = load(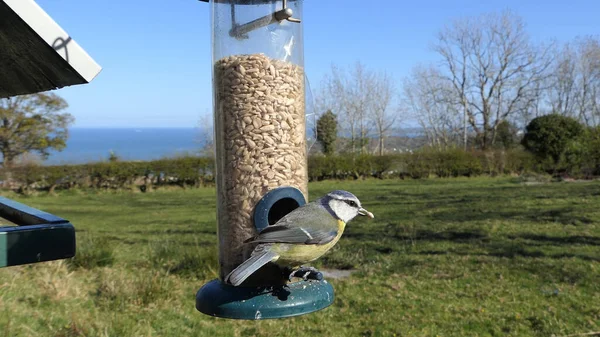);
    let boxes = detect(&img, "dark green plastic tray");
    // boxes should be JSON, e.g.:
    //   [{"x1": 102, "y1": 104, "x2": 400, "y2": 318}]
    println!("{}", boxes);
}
[{"x1": 196, "y1": 278, "x2": 334, "y2": 319}]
